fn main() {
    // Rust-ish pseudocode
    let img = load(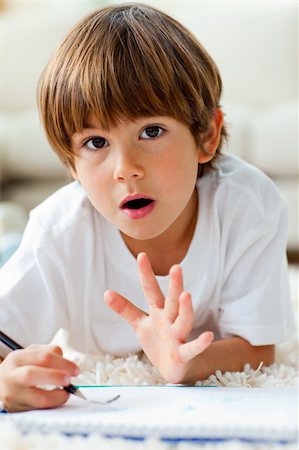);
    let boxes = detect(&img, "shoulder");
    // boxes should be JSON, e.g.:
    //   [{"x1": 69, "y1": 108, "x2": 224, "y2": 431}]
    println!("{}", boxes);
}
[
  {"x1": 202, "y1": 154, "x2": 288, "y2": 220},
  {"x1": 216, "y1": 153, "x2": 282, "y2": 196},
  {"x1": 28, "y1": 182, "x2": 101, "y2": 241}
]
